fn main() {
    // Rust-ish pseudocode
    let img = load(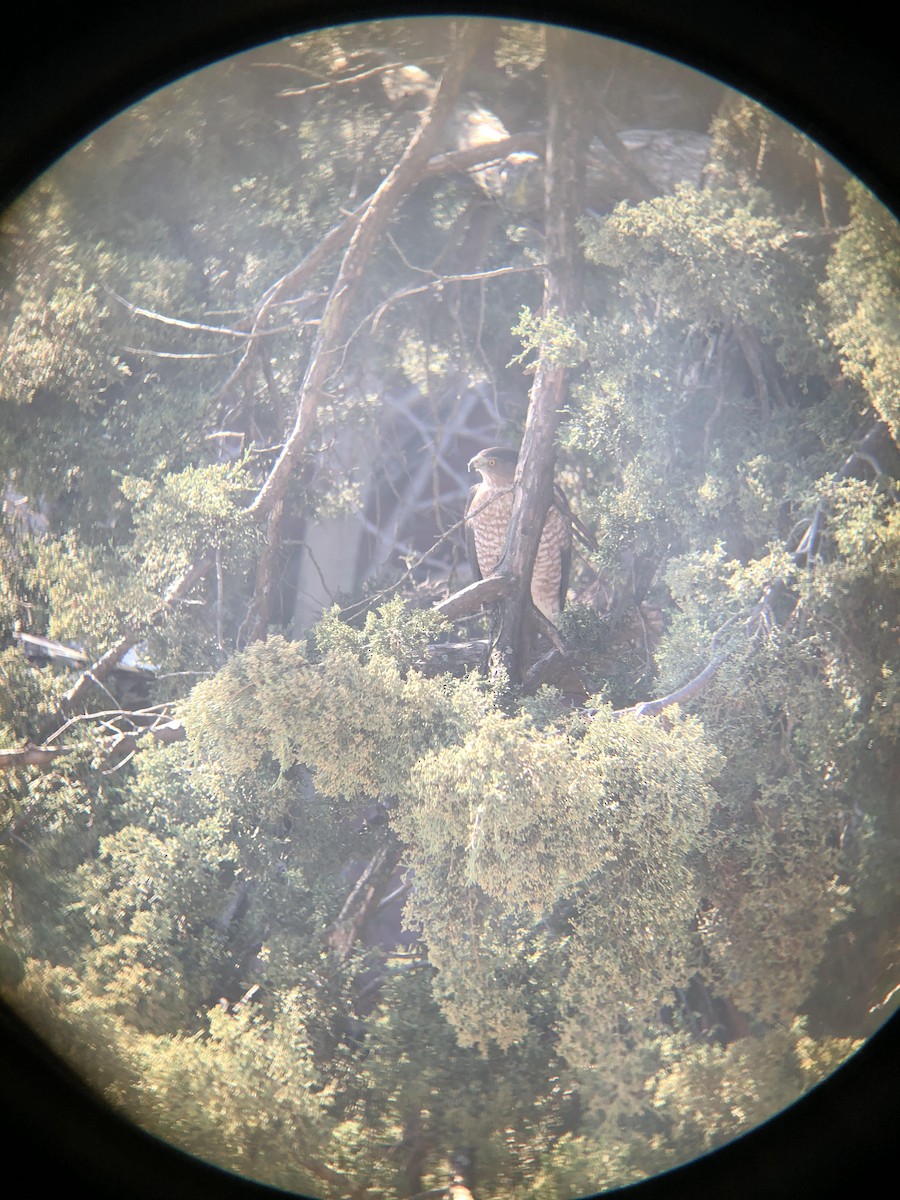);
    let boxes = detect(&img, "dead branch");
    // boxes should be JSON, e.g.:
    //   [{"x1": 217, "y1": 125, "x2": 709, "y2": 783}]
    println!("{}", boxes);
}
[
  {"x1": 522, "y1": 647, "x2": 566, "y2": 693},
  {"x1": 107, "y1": 287, "x2": 263, "y2": 339},
  {"x1": 43, "y1": 702, "x2": 178, "y2": 744},
  {"x1": 419, "y1": 638, "x2": 489, "y2": 675},
  {"x1": 0, "y1": 706, "x2": 186, "y2": 775},
  {"x1": 246, "y1": 25, "x2": 487, "y2": 526},
  {"x1": 216, "y1": 37, "x2": 505, "y2": 412},
  {"x1": 0, "y1": 742, "x2": 74, "y2": 770},
  {"x1": 589, "y1": 102, "x2": 656, "y2": 201},
  {"x1": 215, "y1": 204, "x2": 369, "y2": 402},
  {"x1": 278, "y1": 59, "x2": 429, "y2": 98},
  {"x1": 435, "y1": 574, "x2": 514, "y2": 620},
  {"x1": 613, "y1": 653, "x2": 727, "y2": 719},
  {"x1": 273, "y1": 55, "x2": 447, "y2": 105},
  {"x1": 369, "y1": 264, "x2": 544, "y2": 334},
  {"x1": 424, "y1": 131, "x2": 543, "y2": 177}
]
